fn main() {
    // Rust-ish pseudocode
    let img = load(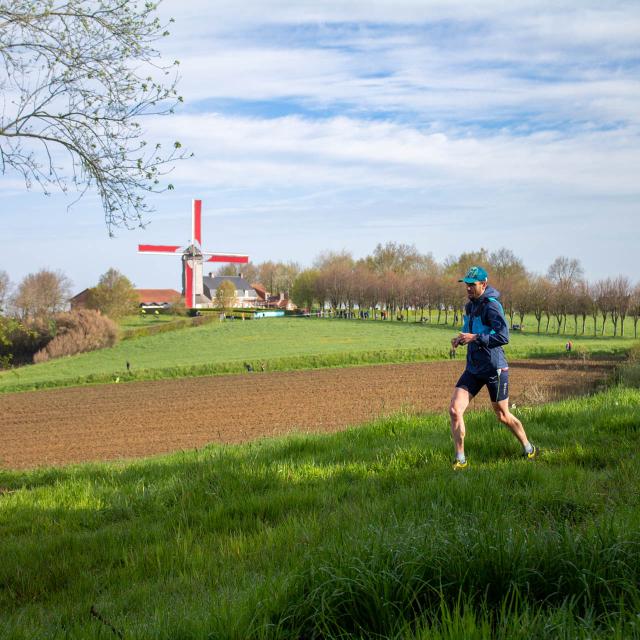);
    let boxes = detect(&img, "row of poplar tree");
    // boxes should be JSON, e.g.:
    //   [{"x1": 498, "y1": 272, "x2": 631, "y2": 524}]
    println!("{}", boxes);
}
[{"x1": 283, "y1": 245, "x2": 640, "y2": 338}]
